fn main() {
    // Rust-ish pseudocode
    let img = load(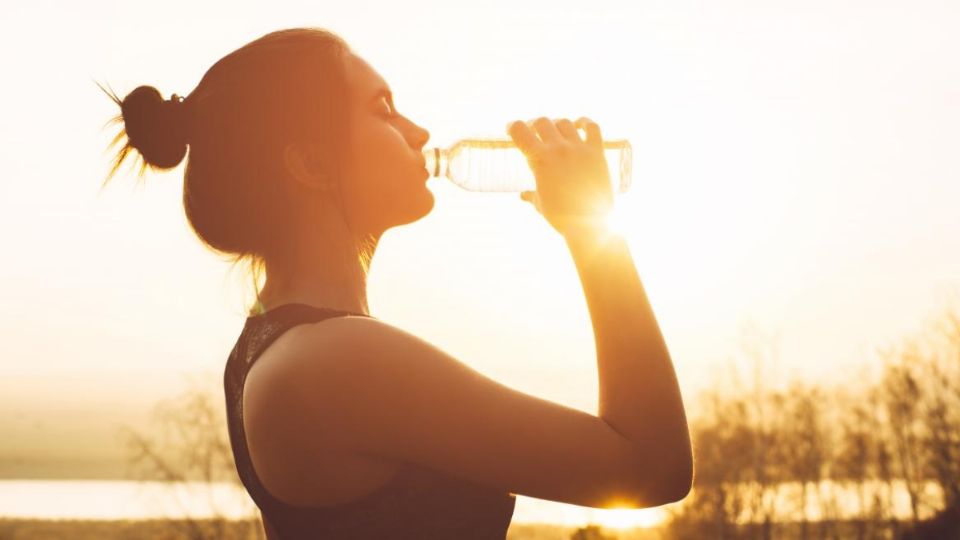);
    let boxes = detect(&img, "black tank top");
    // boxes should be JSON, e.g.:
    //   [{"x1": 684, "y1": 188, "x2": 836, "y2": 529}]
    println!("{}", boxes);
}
[{"x1": 223, "y1": 303, "x2": 517, "y2": 539}]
